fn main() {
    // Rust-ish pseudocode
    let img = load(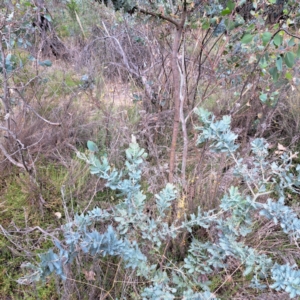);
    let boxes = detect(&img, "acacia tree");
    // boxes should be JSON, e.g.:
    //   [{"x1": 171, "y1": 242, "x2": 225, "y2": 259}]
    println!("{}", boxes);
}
[{"x1": 18, "y1": 114, "x2": 300, "y2": 299}]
